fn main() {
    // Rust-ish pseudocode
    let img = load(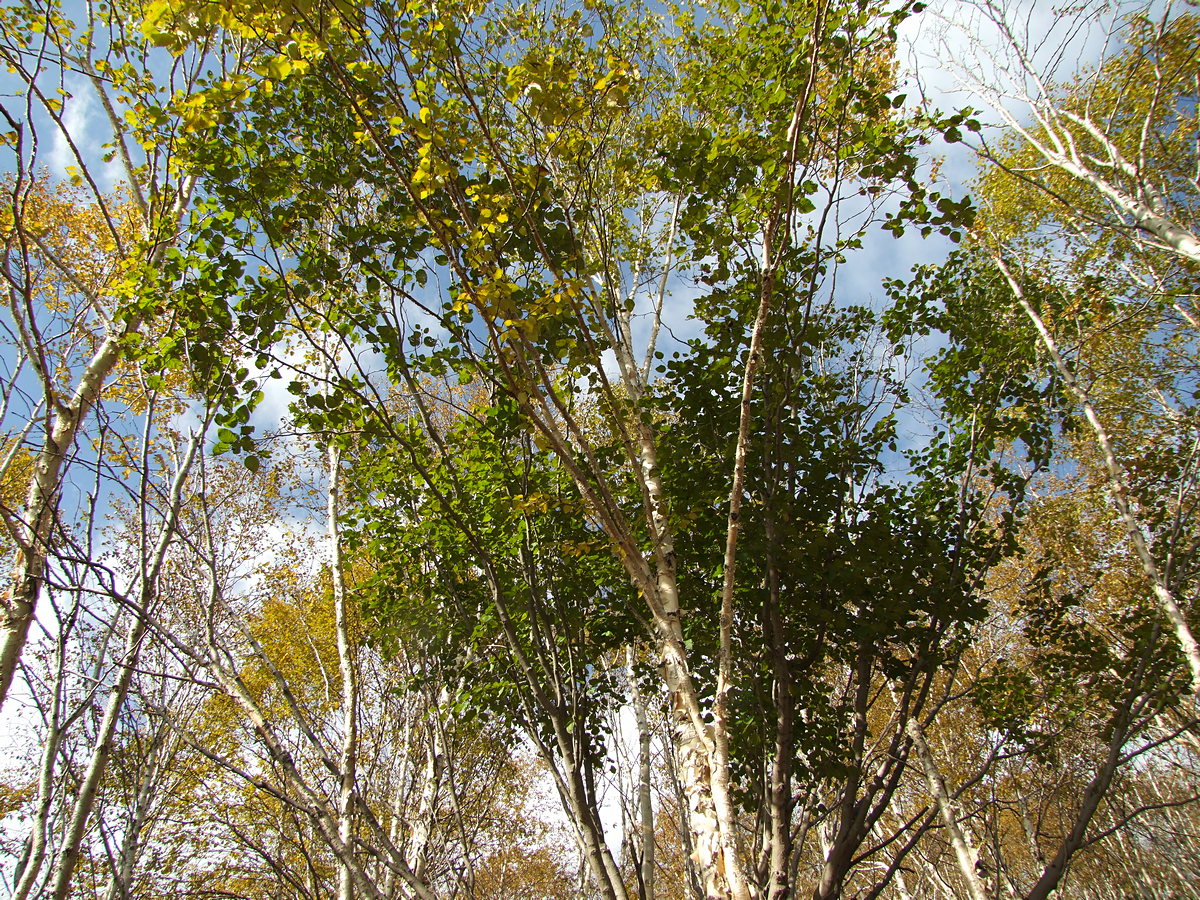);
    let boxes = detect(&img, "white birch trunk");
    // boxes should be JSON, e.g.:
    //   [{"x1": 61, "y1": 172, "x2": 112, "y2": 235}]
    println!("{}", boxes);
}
[
  {"x1": 904, "y1": 717, "x2": 989, "y2": 900},
  {"x1": 950, "y1": 0, "x2": 1200, "y2": 266},
  {"x1": 0, "y1": 25, "x2": 198, "y2": 709},
  {"x1": 101, "y1": 727, "x2": 165, "y2": 900},
  {"x1": 202, "y1": 653, "x2": 436, "y2": 900},
  {"x1": 1005, "y1": 119, "x2": 1200, "y2": 265},
  {"x1": 48, "y1": 613, "x2": 147, "y2": 900},
  {"x1": 329, "y1": 444, "x2": 358, "y2": 900},
  {"x1": 1017, "y1": 793, "x2": 1046, "y2": 870},
  {"x1": 627, "y1": 646, "x2": 656, "y2": 900},
  {"x1": 637, "y1": 431, "x2": 728, "y2": 899},
  {"x1": 10, "y1": 651, "x2": 66, "y2": 900},
  {"x1": 405, "y1": 722, "x2": 443, "y2": 881},
  {"x1": 383, "y1": 705, "x2": 415, "y2": 899}
]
